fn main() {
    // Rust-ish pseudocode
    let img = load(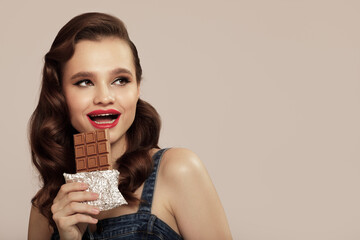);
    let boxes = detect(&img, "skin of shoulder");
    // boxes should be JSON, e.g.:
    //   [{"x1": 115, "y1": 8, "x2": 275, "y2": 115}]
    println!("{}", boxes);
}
[
  {"x1": 159, "y1": 148, "x2": 232, "y2": 239},
  {"x1": 28, "y1": 203, "x2": 53, "y2": 240}
]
